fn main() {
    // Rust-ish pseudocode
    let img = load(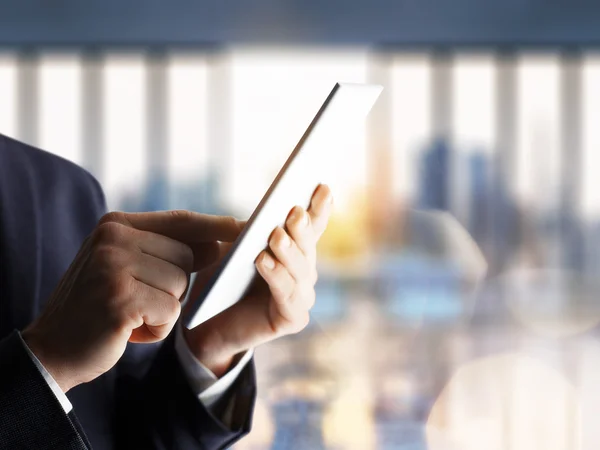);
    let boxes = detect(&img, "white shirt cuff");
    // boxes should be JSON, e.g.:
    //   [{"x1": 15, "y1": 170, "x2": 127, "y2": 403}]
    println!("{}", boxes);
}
[
  {"x1": 18, "y1": 324, "x2": 253, "y2": 420},
  {"x1": 174, "y1": 322, "x2": 253, "y2": 410},
  {"x1": 18, "y1": 331, "x2": 73, "y2": 414}
]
